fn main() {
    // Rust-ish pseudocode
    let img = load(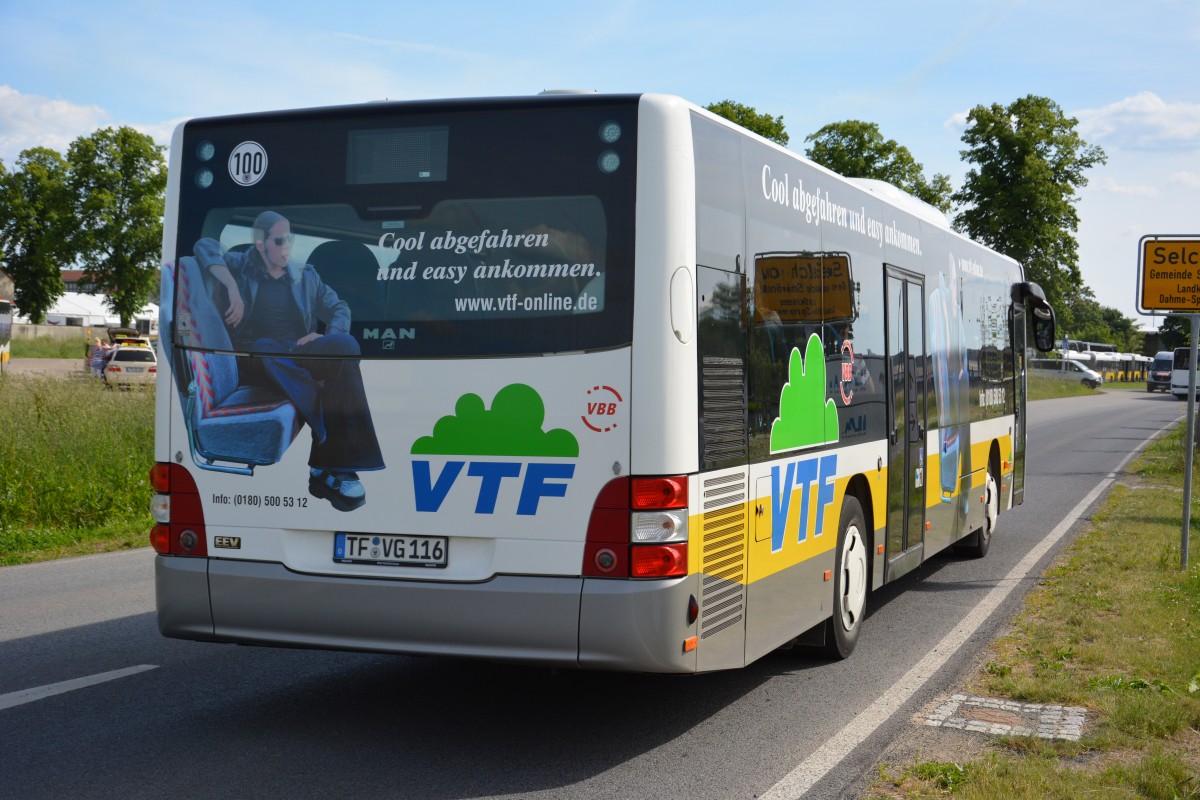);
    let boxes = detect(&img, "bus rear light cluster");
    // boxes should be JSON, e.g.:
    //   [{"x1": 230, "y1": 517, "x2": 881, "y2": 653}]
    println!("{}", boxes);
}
[
  {"x1": 583, "y1": 476, "x2": 689, "y2": 579},
  {"x1": 149, "y1": 462, "x2": 208, "y2": 557}
]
